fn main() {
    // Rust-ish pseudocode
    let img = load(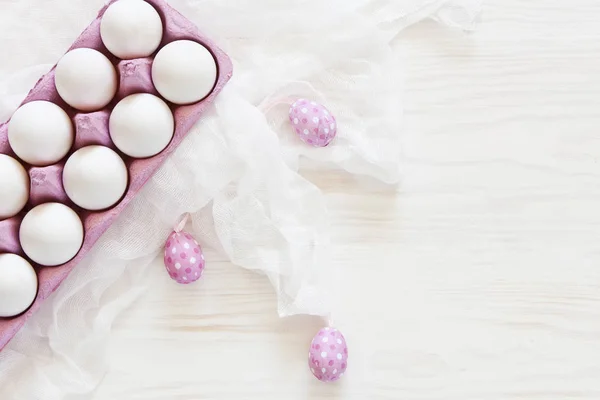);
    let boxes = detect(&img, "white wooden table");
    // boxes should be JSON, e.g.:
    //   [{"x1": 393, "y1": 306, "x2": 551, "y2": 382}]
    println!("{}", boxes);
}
[{"x1": 92, "y1": 1, "x2": 600, "y2": 398}]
